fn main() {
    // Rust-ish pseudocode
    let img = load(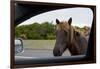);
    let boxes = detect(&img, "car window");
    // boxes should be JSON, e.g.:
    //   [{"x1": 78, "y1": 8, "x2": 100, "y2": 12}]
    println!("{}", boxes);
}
[{"x1": 15, "y1": 7, "x2": 93, "y2": 59}]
